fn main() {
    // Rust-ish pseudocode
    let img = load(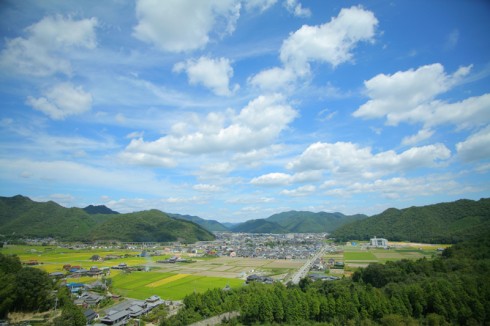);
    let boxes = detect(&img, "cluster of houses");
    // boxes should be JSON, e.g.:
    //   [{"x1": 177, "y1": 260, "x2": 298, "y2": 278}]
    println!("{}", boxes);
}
[
  {"x1": 65, "y1": 280, "x2": 170, "y2": 325},
  {"x1": 245, "y1": 274, "x2": 275, "y2": 284},
  {"x1": 196, "y1": 232, "x2": 329, "y2": 260},
  {"x1": 157, "y1": 256, "x2": 190, "y2": 264},
  {"x1": 49, "y1": 265, "x2": 111, "y2": 279},
  {"x1": 98, "y1": 296, "x2": 166, "y2": 325}
]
